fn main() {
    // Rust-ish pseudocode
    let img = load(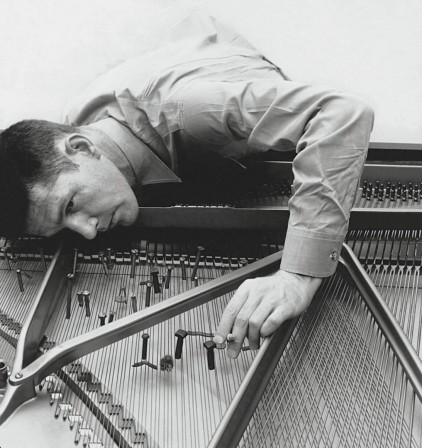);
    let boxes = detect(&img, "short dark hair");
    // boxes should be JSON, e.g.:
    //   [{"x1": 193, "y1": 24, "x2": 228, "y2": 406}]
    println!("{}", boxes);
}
[{"x1": 0, "y1": 119, "x2": 78, "y2": 238}]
